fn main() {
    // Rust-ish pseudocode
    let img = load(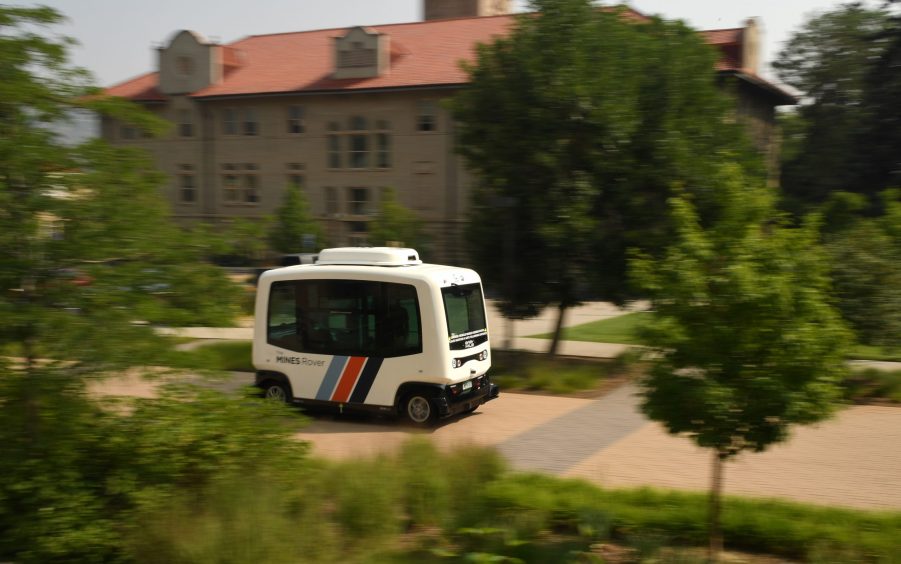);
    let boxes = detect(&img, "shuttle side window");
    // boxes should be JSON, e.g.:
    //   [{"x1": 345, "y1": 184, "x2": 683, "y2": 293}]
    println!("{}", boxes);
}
[{"x1": 267, "y1": 280, "x2": 422, "y2": 357}]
